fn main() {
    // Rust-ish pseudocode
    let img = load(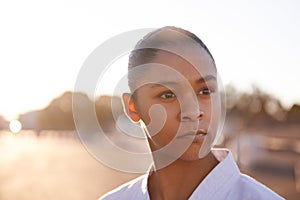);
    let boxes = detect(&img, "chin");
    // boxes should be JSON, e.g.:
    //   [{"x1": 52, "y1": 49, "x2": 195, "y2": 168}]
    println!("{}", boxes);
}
[
  {"x1": 179, "y1": 155, "x2": 201, "y2": 162},
  {"x1": 178, "y1": 145, "x2": 204, "y2": 161}
]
